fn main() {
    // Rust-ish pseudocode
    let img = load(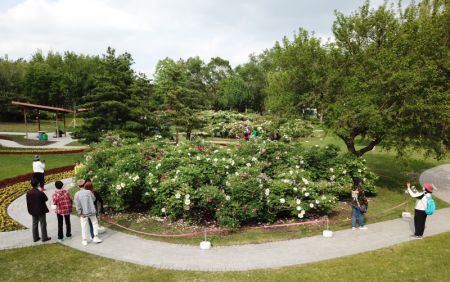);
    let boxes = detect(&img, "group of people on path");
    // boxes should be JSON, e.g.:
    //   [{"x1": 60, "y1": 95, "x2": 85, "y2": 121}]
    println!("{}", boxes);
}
[
  {"x1": 350, "y1": 177, "x2": 435, "y2": 239},
  {"x1": 26, "y1": 155, "x2": 104, "y2": 245}
]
